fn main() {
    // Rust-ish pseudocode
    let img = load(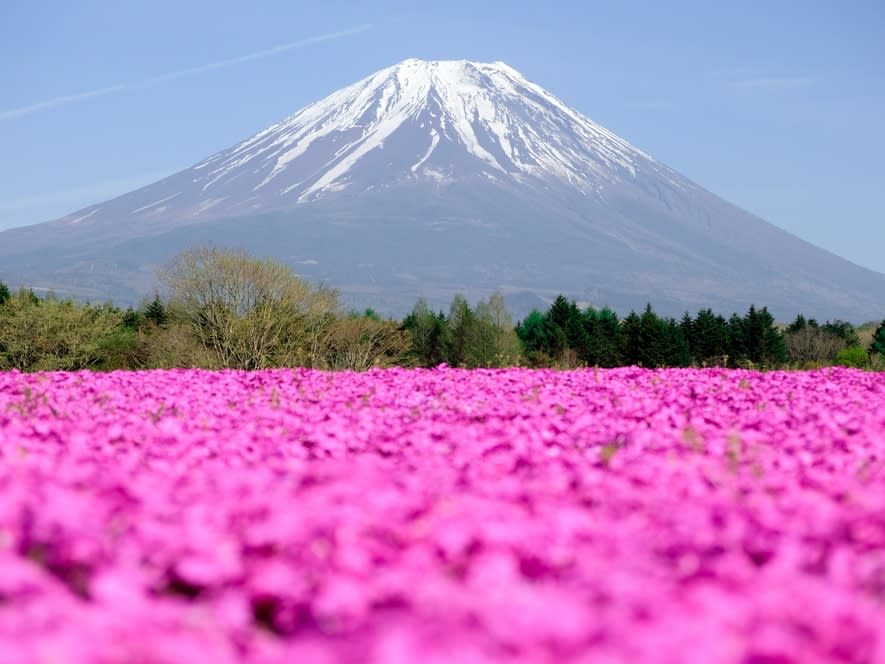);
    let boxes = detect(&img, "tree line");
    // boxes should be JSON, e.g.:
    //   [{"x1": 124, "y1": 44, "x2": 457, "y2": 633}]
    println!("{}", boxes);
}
[{"x1": 1, "y1": 247, "x2": 883, "y2": 372}]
